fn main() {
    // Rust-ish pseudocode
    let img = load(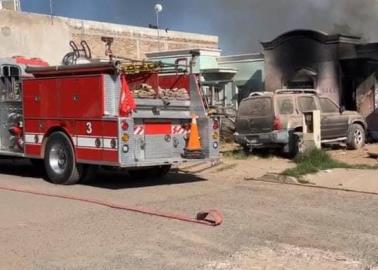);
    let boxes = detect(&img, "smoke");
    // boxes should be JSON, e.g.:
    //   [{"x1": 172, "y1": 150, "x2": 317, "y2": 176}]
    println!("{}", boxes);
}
[{"x1": 210, "y1": 0, "x2": 378, "y2": 53}]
